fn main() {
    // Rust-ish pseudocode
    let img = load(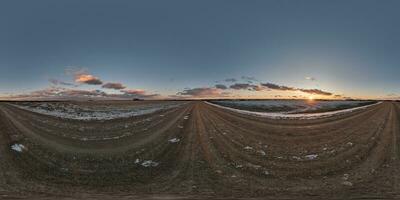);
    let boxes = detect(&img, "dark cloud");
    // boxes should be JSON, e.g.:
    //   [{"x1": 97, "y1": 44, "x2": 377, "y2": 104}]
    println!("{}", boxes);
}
[
  {"x1": 59, "y1": 89, "x2": 107, "y2": 97},
  {"x1": 215, "y1": 84, "x2": 228, "y2": 90},
  {"x1": 252, "y1": 85, "x2": 263, "y2": 91},
  {"x1": 102, "y1": 82, "x2": 126, "y2": 90},
  {"x1": 229, "y1": 83, "x2": 262, "y2": 91},
  {"x1": 177, "y1": 87, "x2": 223, "y2": 97},
  {"x1": 229, "y1": 83, "x2": 249, "y2": 90},
  {"x1": 120, "y1": 89, "x2": 160, "y2": 99},
  {"x1": 299, "y1": 89, "x2": 332, "y2": 96},
  {"x1": 225, "y1": 78, "x2": 237, "y2": 82},
  {"x1": 261, "y1": 83, "x2": 296, "y2": 91},
  {"x1": 261, "y1": 82, "x2": 333, "y2": 96}
]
